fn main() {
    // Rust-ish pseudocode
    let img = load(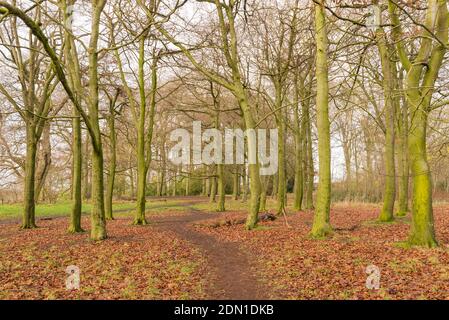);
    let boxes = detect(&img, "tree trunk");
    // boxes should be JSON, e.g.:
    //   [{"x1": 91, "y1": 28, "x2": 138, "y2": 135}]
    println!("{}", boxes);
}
[
  {"x1": 129, "y1": 166, "x2": 135, "y2": 198},
  {"x1": 302, "y1": 95, "x2": 314, "y2": 209},
  {"x1": 271, "y1": 173, "x2": 278, "y2": 199},
  {"x1": 407, "y1": 105, "x2": 436, "y2": 246},
  {"x1": 134, "y1": 36, "x2": 149, "y2": 225},
  {"x1": 362, "y1": 119, "x2": 374, "y2": 202},
  {"x1": 134, "y1": 136, "x2": 147, "y2": 224},
  {"x1": 275, "y1": 84, "x2": 286, "y2": 215},
  {"x1": 156, "y1": 156, "x2": 161, "y2": 197},
  {"x1": 396, "y1": 71, "x2": 409, "y2": 216},
  {"x1": 205, "y1": 177, "x2": 210, "y2": 197},
  {"x1": 35, "y1": 122, "x2": 51, "y2": 202},
  {"x1": 396, "y1": 128, "x2": 409, "y2": 216},
  {"x1": 135, "y1": 148, "x2": 147, "y2": 224},
  {"x1": 22, "y1": 124, "x2": 37, "y2": 229},
  {"x1": 69, "y1": 107, "x2": 83, "y2": 233},
  {"x1": 311, "y1": 0, "x2": 332, "y2": 238},
  {"x1": 238, "y1": 92, "x2": 261, "y2": 230},
  {"x1": 185, "y1": 167, "x2": 190, "y2": 196},
  {"x1": 201, "y1": 176, "x2": 206, "y2": 196},
  {"x1": 342, "y1": 133, "x2": 352, "y2": 200},
  {"x1": 242, "y1": 165, "x2": 248, "y2": 202},
  {"x1": 83, "y1": 137, "x2": 91, "y2": 200},
  {"x1": 216, "y1": 163, "x2": 225, "y2": 211},
  {"x1": 276, "y1": 115, "x2": 286, "y2": 215},
  {"x1": 232, "y1": 166, "x2": 240, "y2": 200},
  {"x1": 172, "y1": 169, "x2": 177, "y2": 197},
  {"x1": 160, "y1": 142, "x2": 166, "y2": 196},
  {"x1": 105, "y1": 102, "x2": 117, "y2": 221},
  {"x1": 260, "y1": 176, "x2": 268, "y2": 212},
  {"x1": 375, "y1": 7, "x2": 396, "y2": 222},
  {"x1": 293, "y1": 75, "x2": 303, "y2": 211},
  {"x1": 293, "y1": 136, "x2": 304, "y2": 211},
  {"x1": 209, "y1": 174, "x2": 217, "y2": 203},
  {"x1": 90, "y1": 143, "x2": 107, "y2": 240},
  {"x1": 87, "y1": 0, "x2": 107, "y2": 240},
  {"x1": 63, "y1": 0, "x2": 84, "y2": 232}
]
